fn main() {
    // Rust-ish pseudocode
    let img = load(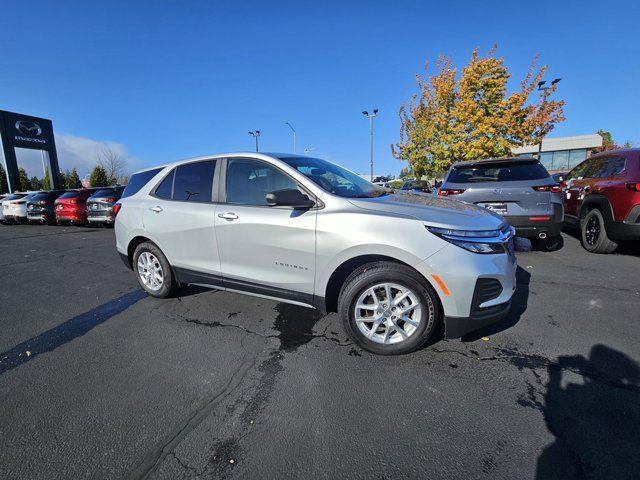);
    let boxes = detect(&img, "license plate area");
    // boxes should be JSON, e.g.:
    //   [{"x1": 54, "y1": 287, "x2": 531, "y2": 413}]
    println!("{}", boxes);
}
[{"x1": 480, "y1": 202, "x2": 508, "y2": 215}]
